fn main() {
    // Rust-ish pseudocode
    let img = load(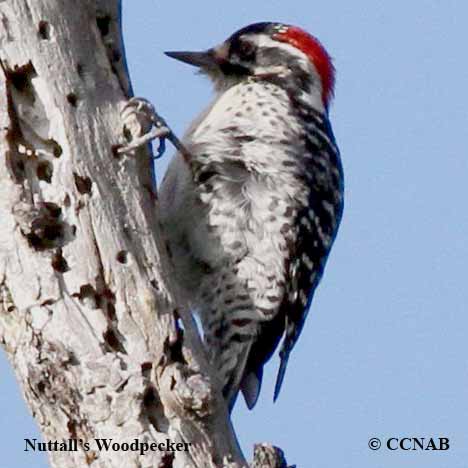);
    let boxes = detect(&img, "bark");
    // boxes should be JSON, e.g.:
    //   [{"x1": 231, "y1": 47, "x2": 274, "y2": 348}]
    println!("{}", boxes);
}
[{"x1": 0, "y1": 2, "x2": 290, "y2": 467}]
